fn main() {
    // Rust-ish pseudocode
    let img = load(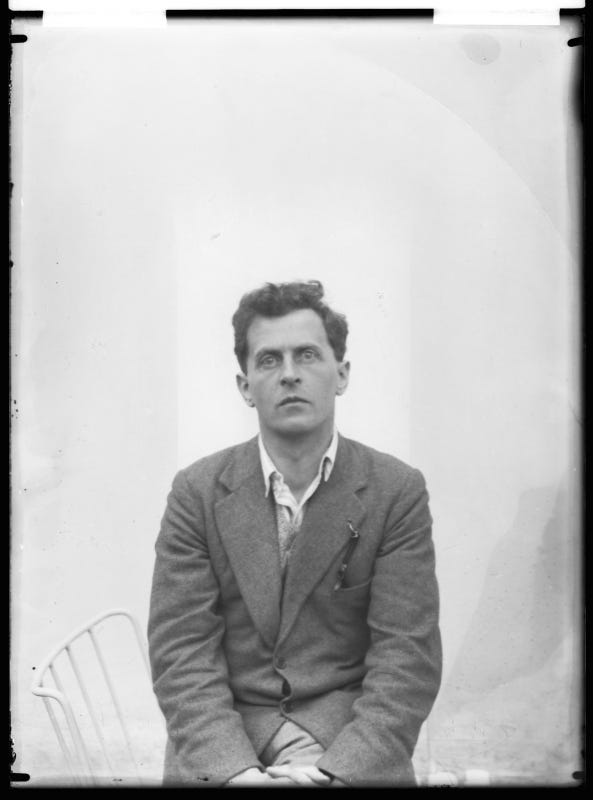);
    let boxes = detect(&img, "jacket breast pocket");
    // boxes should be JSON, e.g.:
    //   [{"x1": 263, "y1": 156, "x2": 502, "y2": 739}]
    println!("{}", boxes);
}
[
  {"x1": 332, "y1": 577, "x2": 373, "y2": 599},
  {"x1": 315, "y1": 578, "x2": 372, "y2": 657},
  {"x1": 316, "y1": 576, "x2": 372, "y2": 627}
]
